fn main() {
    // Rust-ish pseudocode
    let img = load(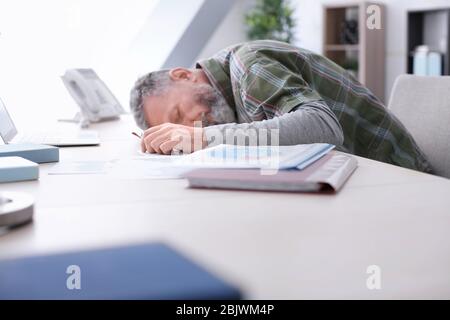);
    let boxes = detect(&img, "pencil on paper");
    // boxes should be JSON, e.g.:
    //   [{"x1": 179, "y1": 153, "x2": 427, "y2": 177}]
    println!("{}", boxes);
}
[{"x1": 132, "y1": 131, "x2": 142, "y2": 139}]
